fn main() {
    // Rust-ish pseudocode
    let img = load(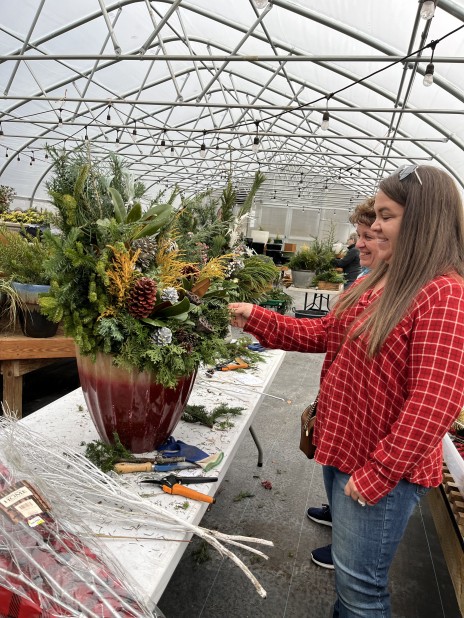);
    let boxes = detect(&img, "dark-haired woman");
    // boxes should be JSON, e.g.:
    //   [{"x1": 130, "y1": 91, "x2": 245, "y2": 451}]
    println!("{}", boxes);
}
[{"x1": 229, "y1": 165, "x2": 464, "y2": 617}]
